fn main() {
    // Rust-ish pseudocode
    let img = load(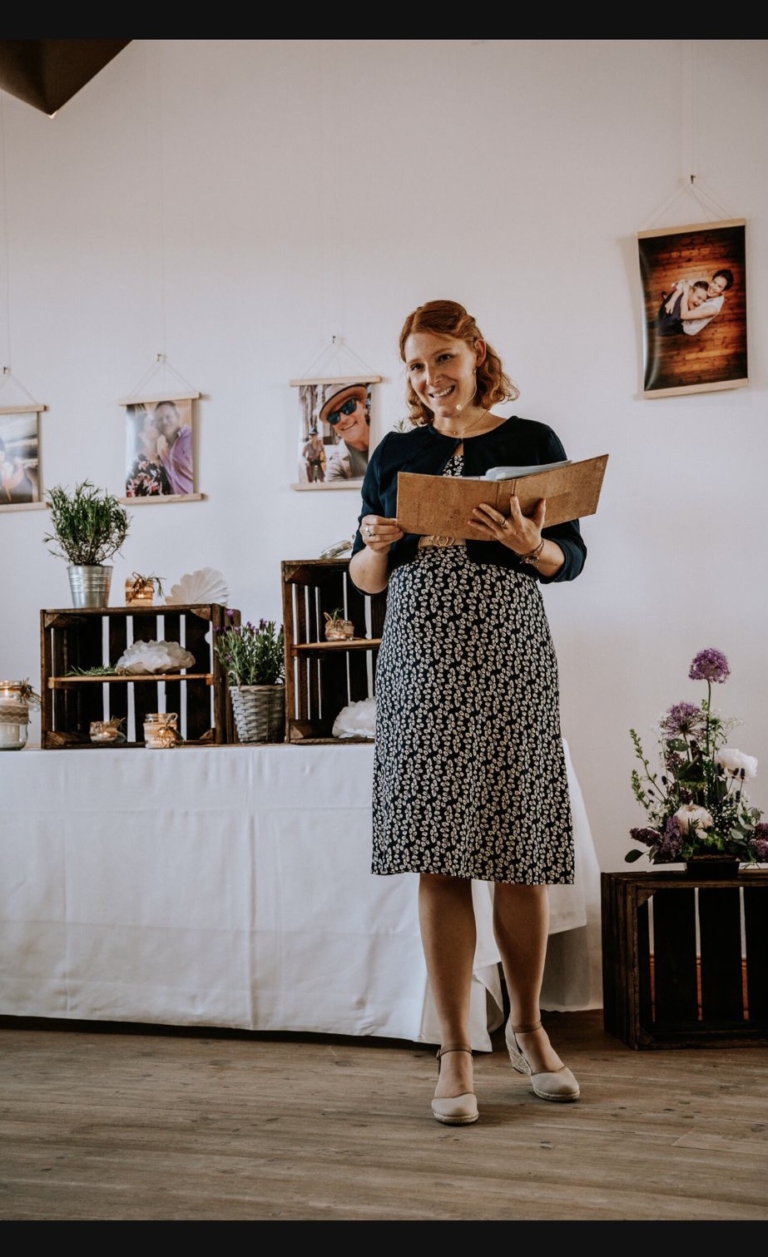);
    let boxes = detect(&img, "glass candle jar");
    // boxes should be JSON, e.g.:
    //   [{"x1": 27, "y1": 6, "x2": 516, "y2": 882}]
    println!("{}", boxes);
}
[
  {"x1": 144, "y1": 712, "x2": 179, "y2": 748},
  {"x1": 0, "y1": 681, "x2": 31, "y2": 751}
]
